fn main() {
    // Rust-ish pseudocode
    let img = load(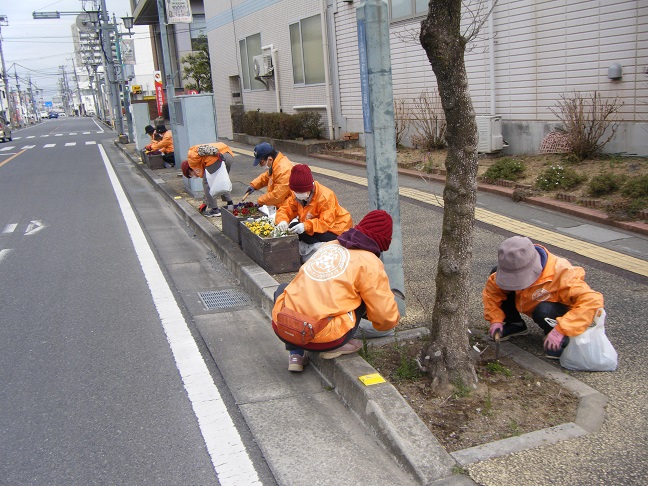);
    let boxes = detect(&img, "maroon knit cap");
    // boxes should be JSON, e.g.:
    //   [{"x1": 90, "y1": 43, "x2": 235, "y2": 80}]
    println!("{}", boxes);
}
[
  {"x1": 355, "y1": 210, "x2": 393, "y2": 252},
  {"x1": 289, "y1": 164, "x2": 314, "y2": 192},
  {"x1": 181, "y1": 160, "x2": 191, "y2": 178}
]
